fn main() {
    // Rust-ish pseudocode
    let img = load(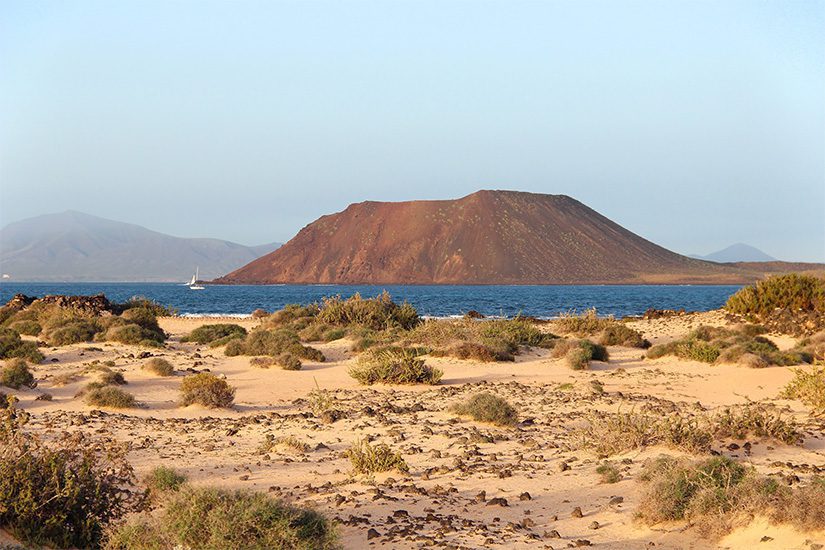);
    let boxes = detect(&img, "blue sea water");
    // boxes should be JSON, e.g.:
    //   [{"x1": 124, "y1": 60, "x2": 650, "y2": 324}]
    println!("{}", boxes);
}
[{"x1": 0, "y1": 282, "x2": 742, "y2": 319}]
